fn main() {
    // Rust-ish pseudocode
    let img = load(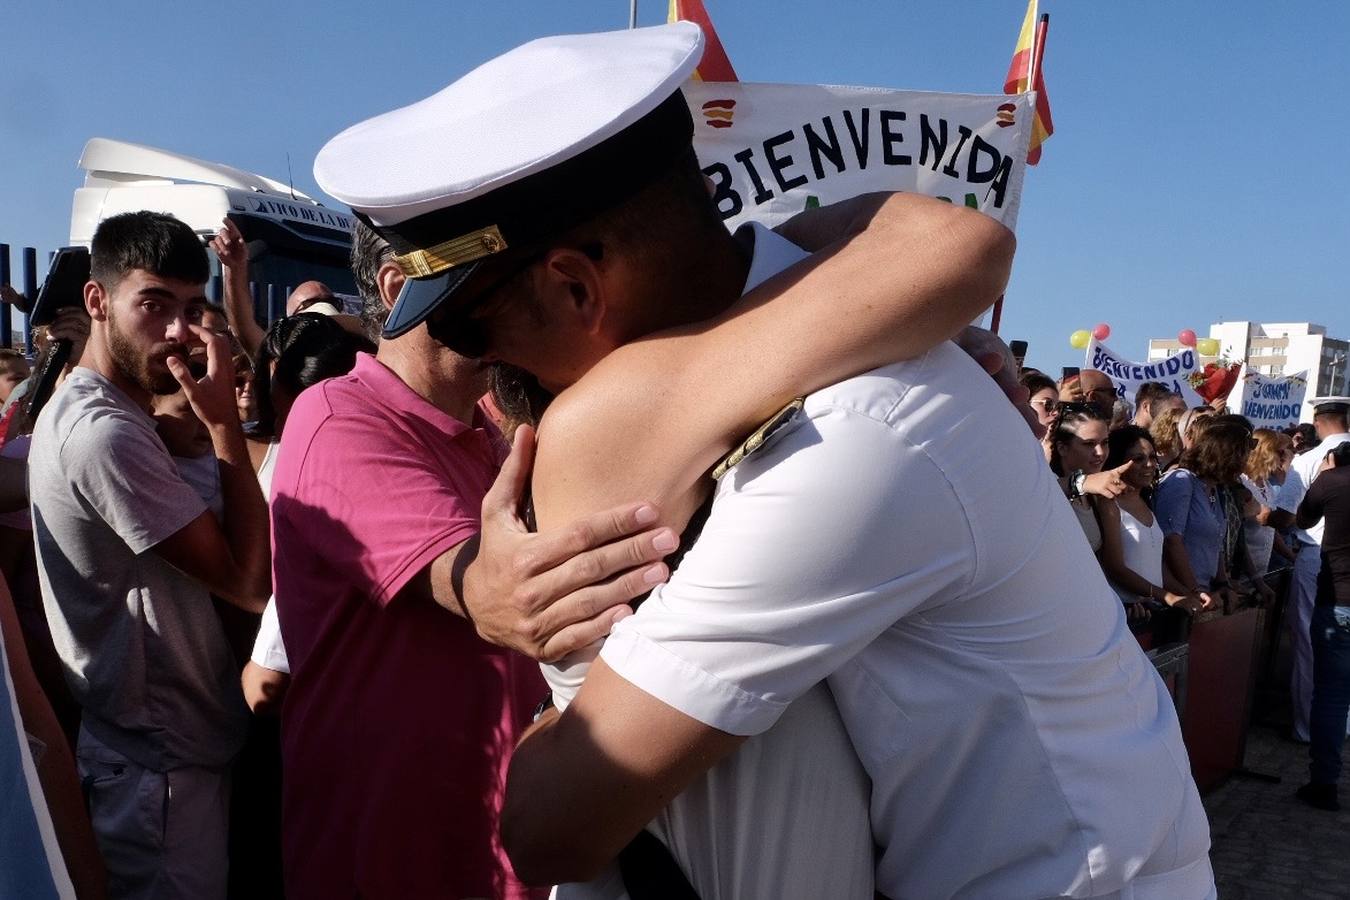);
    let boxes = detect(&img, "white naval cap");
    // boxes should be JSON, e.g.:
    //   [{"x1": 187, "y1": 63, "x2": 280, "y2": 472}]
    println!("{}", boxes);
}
[
  {"x1": 314, "y1": 22, "x2": 705, "y2": 338},
  {"x1": 1310, "y1": 396, "x2": 1350, "y2": 416}
]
